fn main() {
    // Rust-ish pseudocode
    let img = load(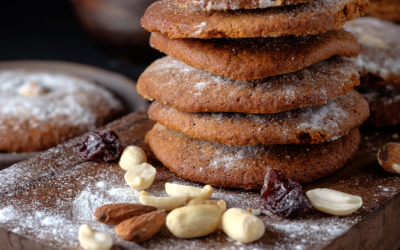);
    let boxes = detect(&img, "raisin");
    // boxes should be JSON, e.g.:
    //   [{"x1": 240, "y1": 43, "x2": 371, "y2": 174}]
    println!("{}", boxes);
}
[
  {"x1": 74, "y1": 130, "x2": 122, "y2": 163},
  {"x1": 261, "y1": 167, "x2": 311, "y2": 218}
]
